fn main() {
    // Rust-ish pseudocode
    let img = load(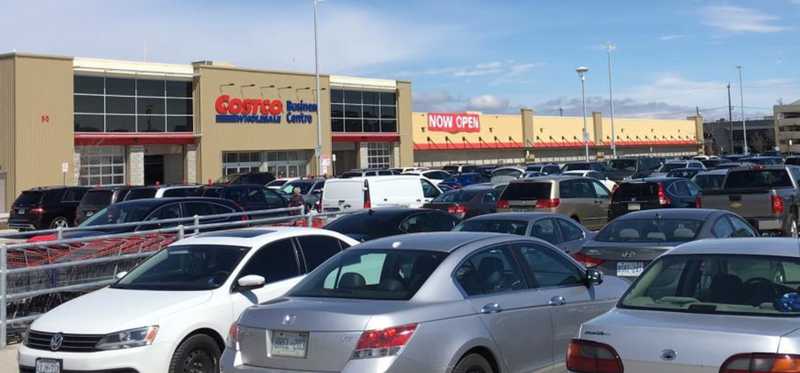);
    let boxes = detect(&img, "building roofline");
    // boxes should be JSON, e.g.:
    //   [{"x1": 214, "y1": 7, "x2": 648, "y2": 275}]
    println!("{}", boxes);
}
[
  {"x1": 0, "y1": 51, "x2": 73, "y2": 61},
  {"x1": 194, "y1": 63, "x2": 331, "y2": 79}
]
